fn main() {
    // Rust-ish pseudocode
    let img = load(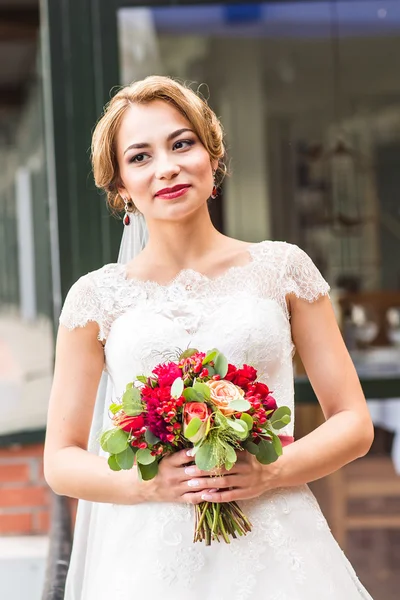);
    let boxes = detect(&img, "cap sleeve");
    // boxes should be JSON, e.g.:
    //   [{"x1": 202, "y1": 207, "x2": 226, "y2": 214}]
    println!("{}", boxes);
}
[
  {"x1": 59, "y1": 274, "x2": 106, "y2": 342},
  {"x1": 284, "y1": 244, "x2": 330, "y2": 303}
]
